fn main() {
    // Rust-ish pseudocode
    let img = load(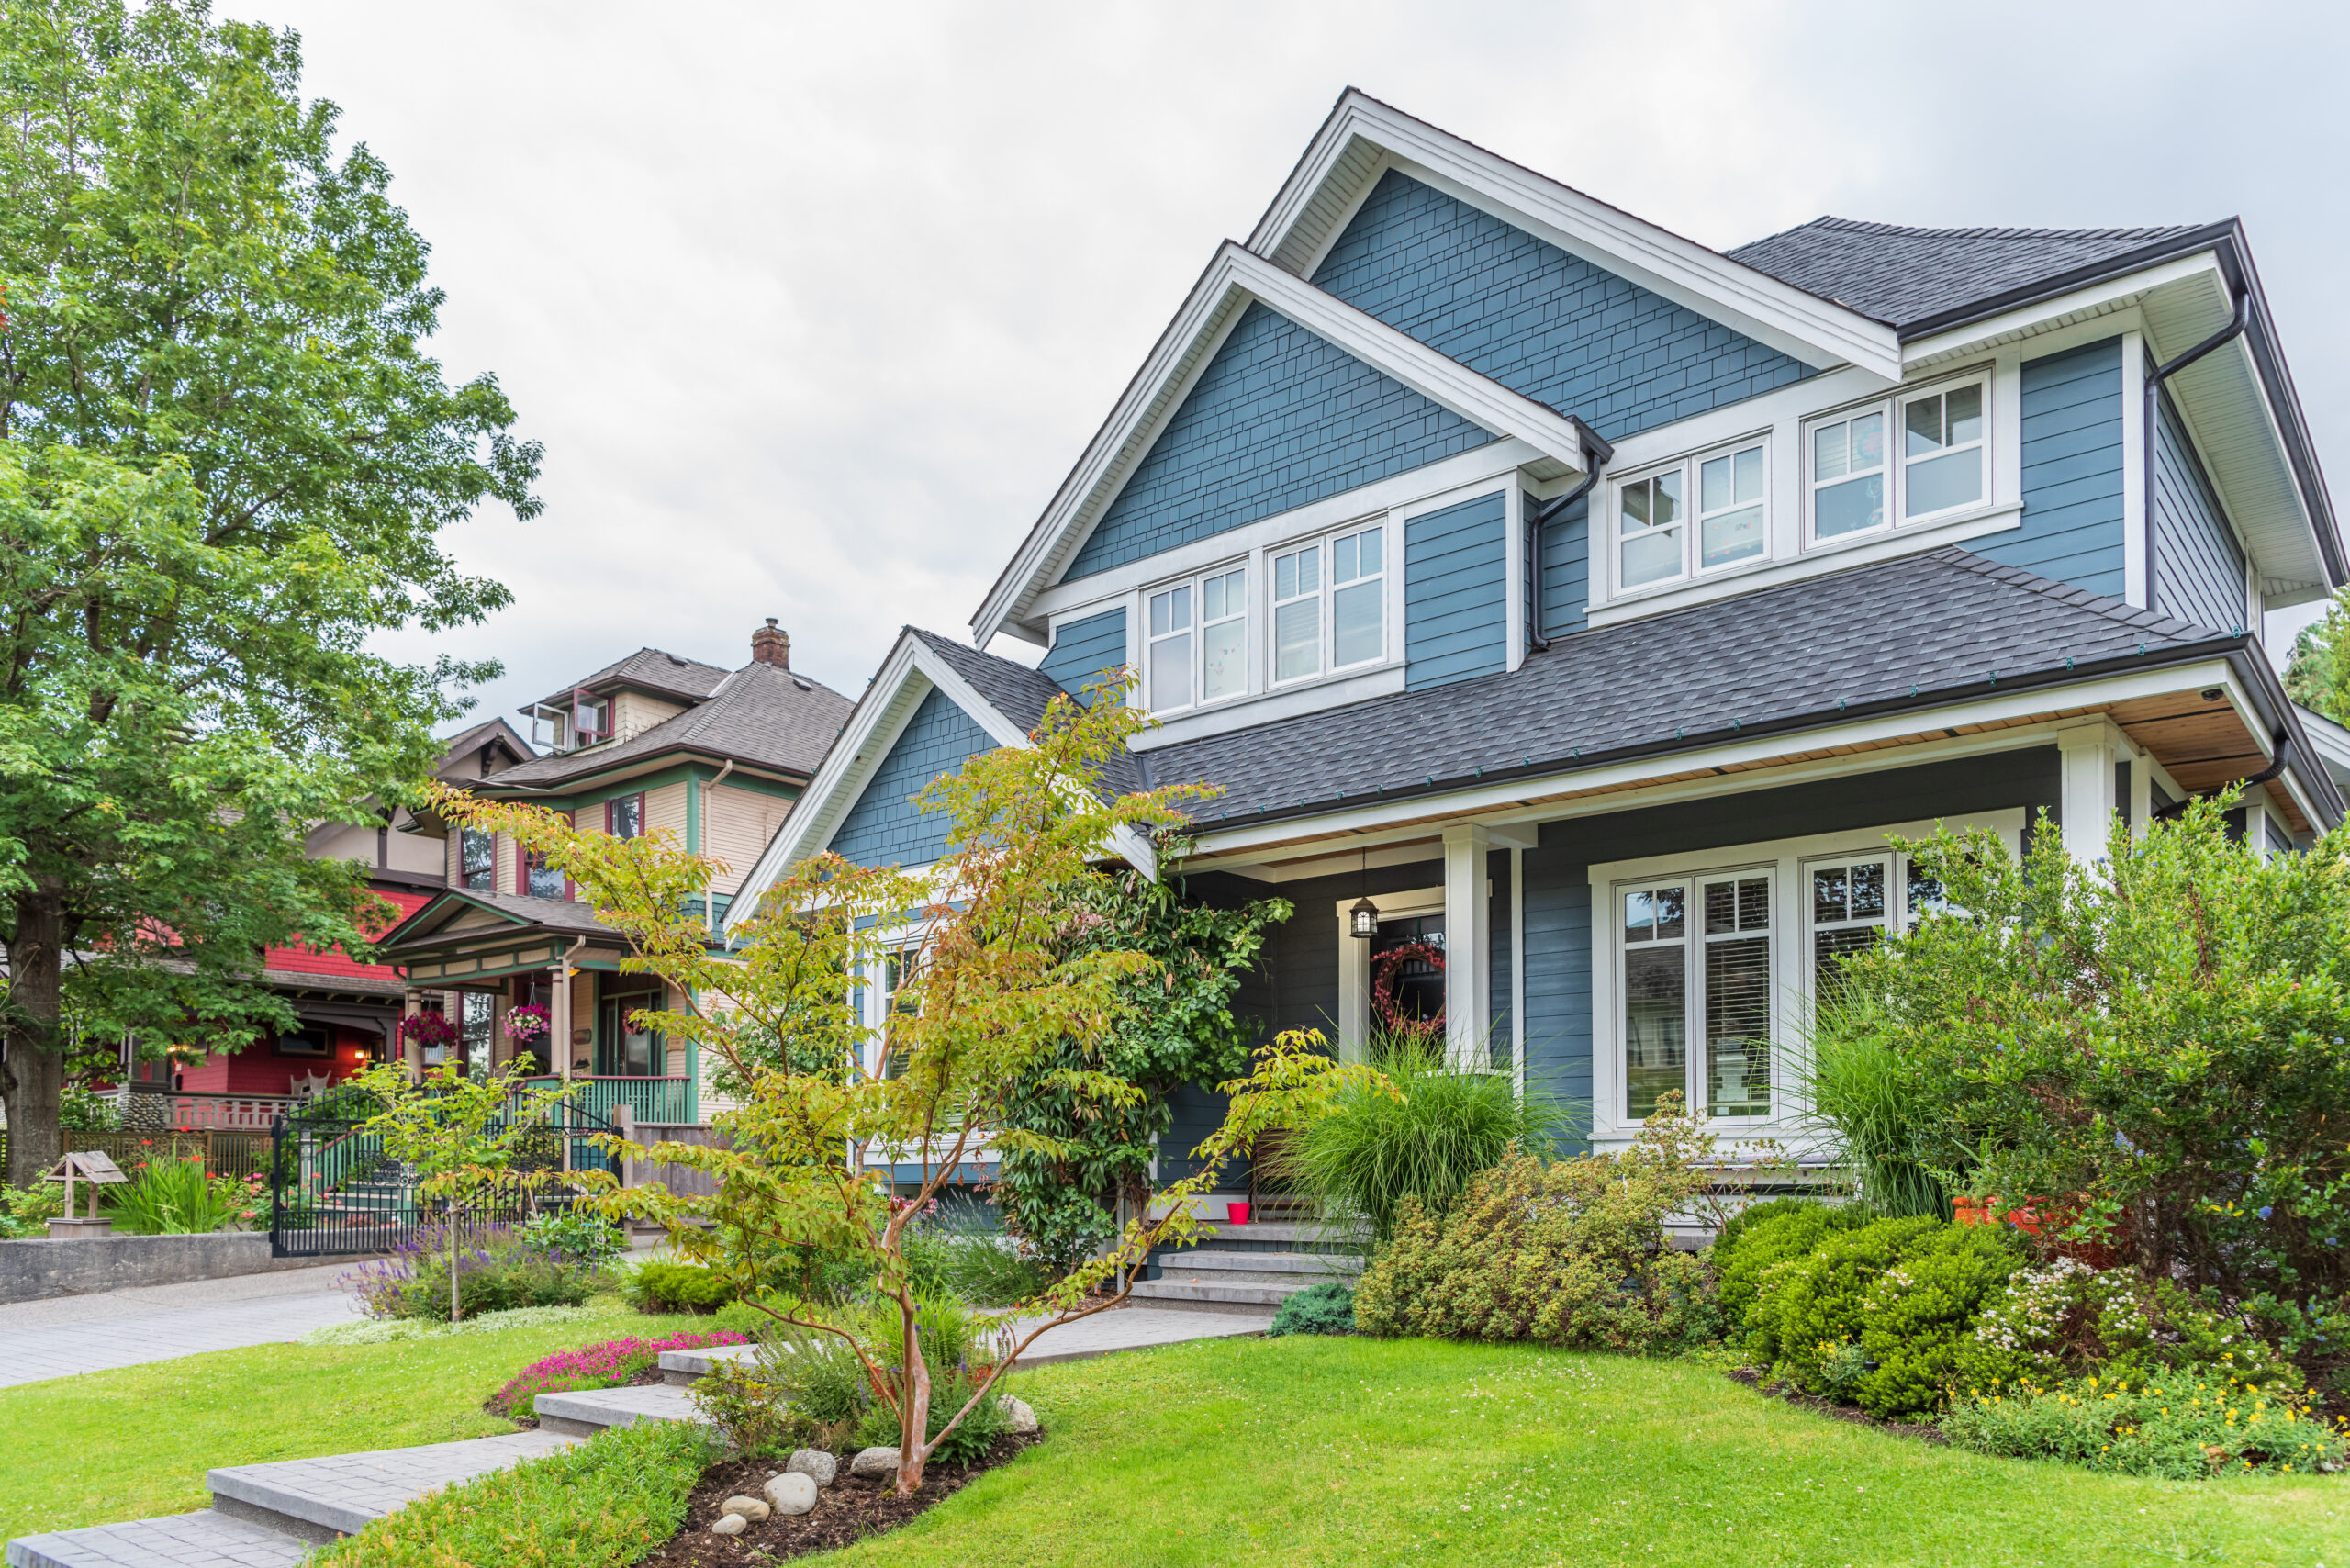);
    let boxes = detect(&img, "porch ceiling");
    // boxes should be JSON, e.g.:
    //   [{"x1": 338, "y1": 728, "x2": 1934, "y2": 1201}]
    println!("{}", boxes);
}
[{"x1": 2106, "y1": 689, "x2": 2309, "y2": 834}]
